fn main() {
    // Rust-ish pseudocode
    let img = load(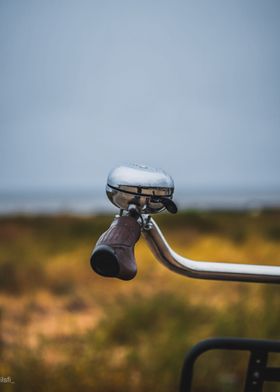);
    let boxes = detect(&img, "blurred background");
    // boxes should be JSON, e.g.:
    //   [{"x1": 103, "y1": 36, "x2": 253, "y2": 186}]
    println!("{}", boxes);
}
[{"x1": 0, "y1": 0, "x2": 279, "y2": 391}]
